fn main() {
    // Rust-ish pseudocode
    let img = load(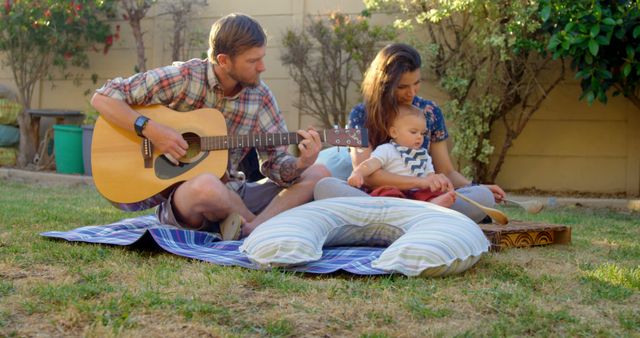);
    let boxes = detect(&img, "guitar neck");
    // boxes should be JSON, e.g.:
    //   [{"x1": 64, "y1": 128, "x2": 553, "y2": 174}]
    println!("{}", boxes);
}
[{"x1": 201, "y1": 130, "x2": 340, "y2": 150}]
